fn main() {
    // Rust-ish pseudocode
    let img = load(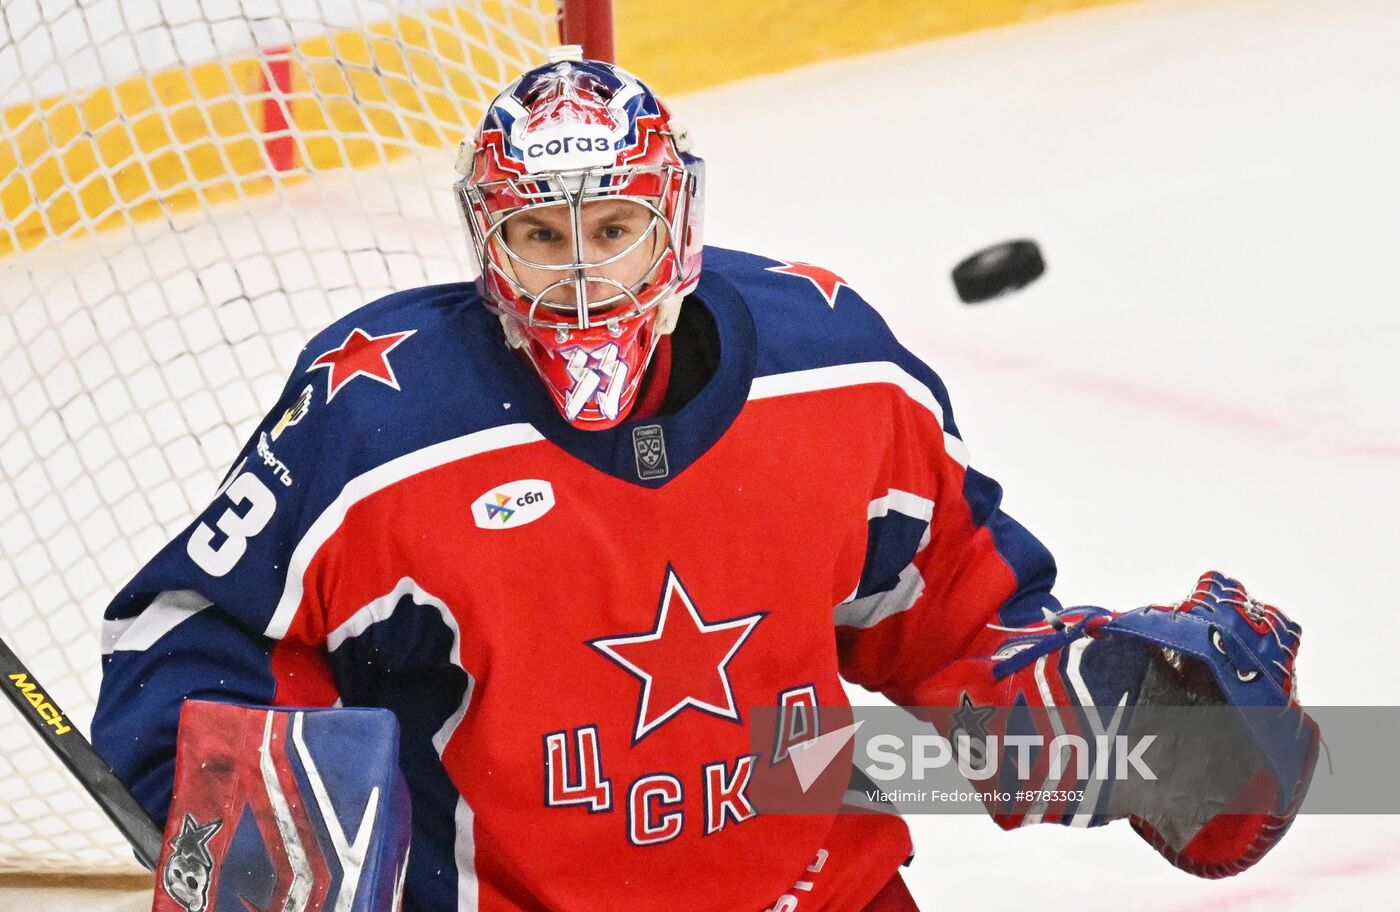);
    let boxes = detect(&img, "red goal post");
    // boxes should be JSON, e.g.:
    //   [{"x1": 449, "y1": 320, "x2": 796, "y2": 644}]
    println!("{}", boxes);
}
[
  {"x1": 560, "y1": 0, "x2": 617, "y2": 62},
  {"x1": 0, "y1": 0, "x2": 611, "y2": 879}
]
